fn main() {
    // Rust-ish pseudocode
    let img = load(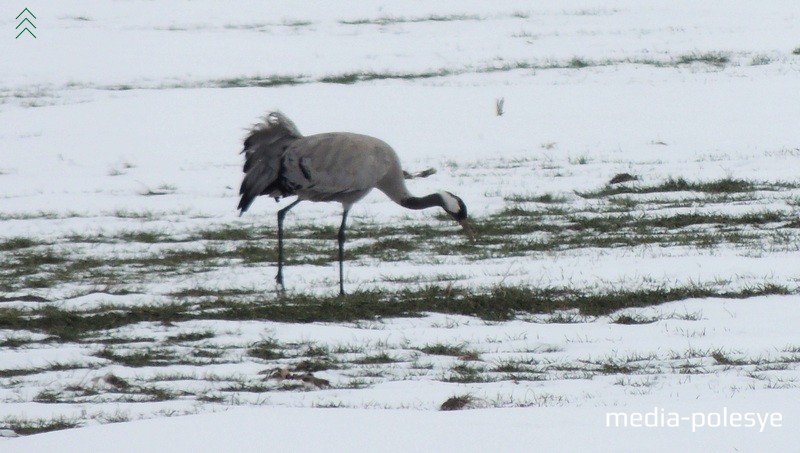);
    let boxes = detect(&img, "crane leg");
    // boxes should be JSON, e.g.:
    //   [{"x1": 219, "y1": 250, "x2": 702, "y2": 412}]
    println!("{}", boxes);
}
[
  {"x1": 337, "y1": 209, "x2": 349, "y2": 296},
  {"x1": 275, "y1": 200, "x2": 301, "y2": 290}
]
